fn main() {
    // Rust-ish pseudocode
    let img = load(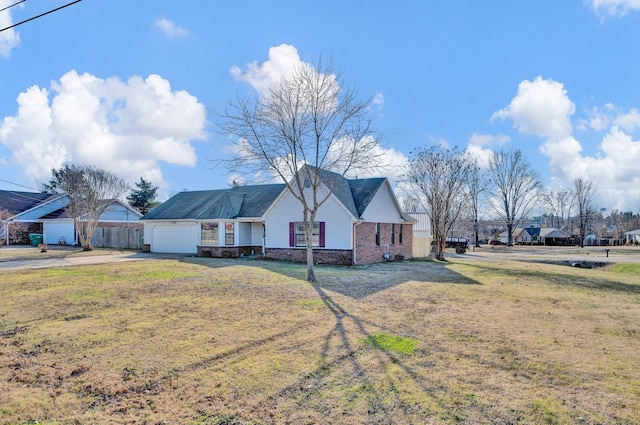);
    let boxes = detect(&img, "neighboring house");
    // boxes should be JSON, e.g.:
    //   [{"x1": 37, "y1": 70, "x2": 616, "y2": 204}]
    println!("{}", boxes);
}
[
  {"x1": 406, "y1": 212, "x2": 432, "y2": 258},
  {"x1": 0, "y1": 190, "x2": 53, "y2": 244},
  {"x1": 141, "y1": 167, "x2": 414, "y2": 265},
  {"x1": 503, "y1": 226, "x2": 572, "y2": 245},
  {"x1": 1, "y1": 190, "x2": 142, "y2": 247},
  {"x1": 624, "y1": 229, "x2": 640, "y2": 245}
]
